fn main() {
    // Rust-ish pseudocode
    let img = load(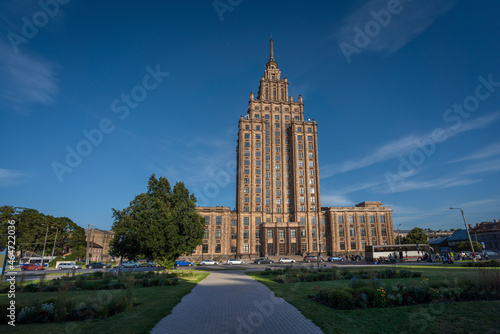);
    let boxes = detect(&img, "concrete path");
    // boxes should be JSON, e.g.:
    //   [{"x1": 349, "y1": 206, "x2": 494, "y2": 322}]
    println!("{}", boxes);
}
[{"x1": 151, "y1": 270, "x2": 324, "y2": 334}]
